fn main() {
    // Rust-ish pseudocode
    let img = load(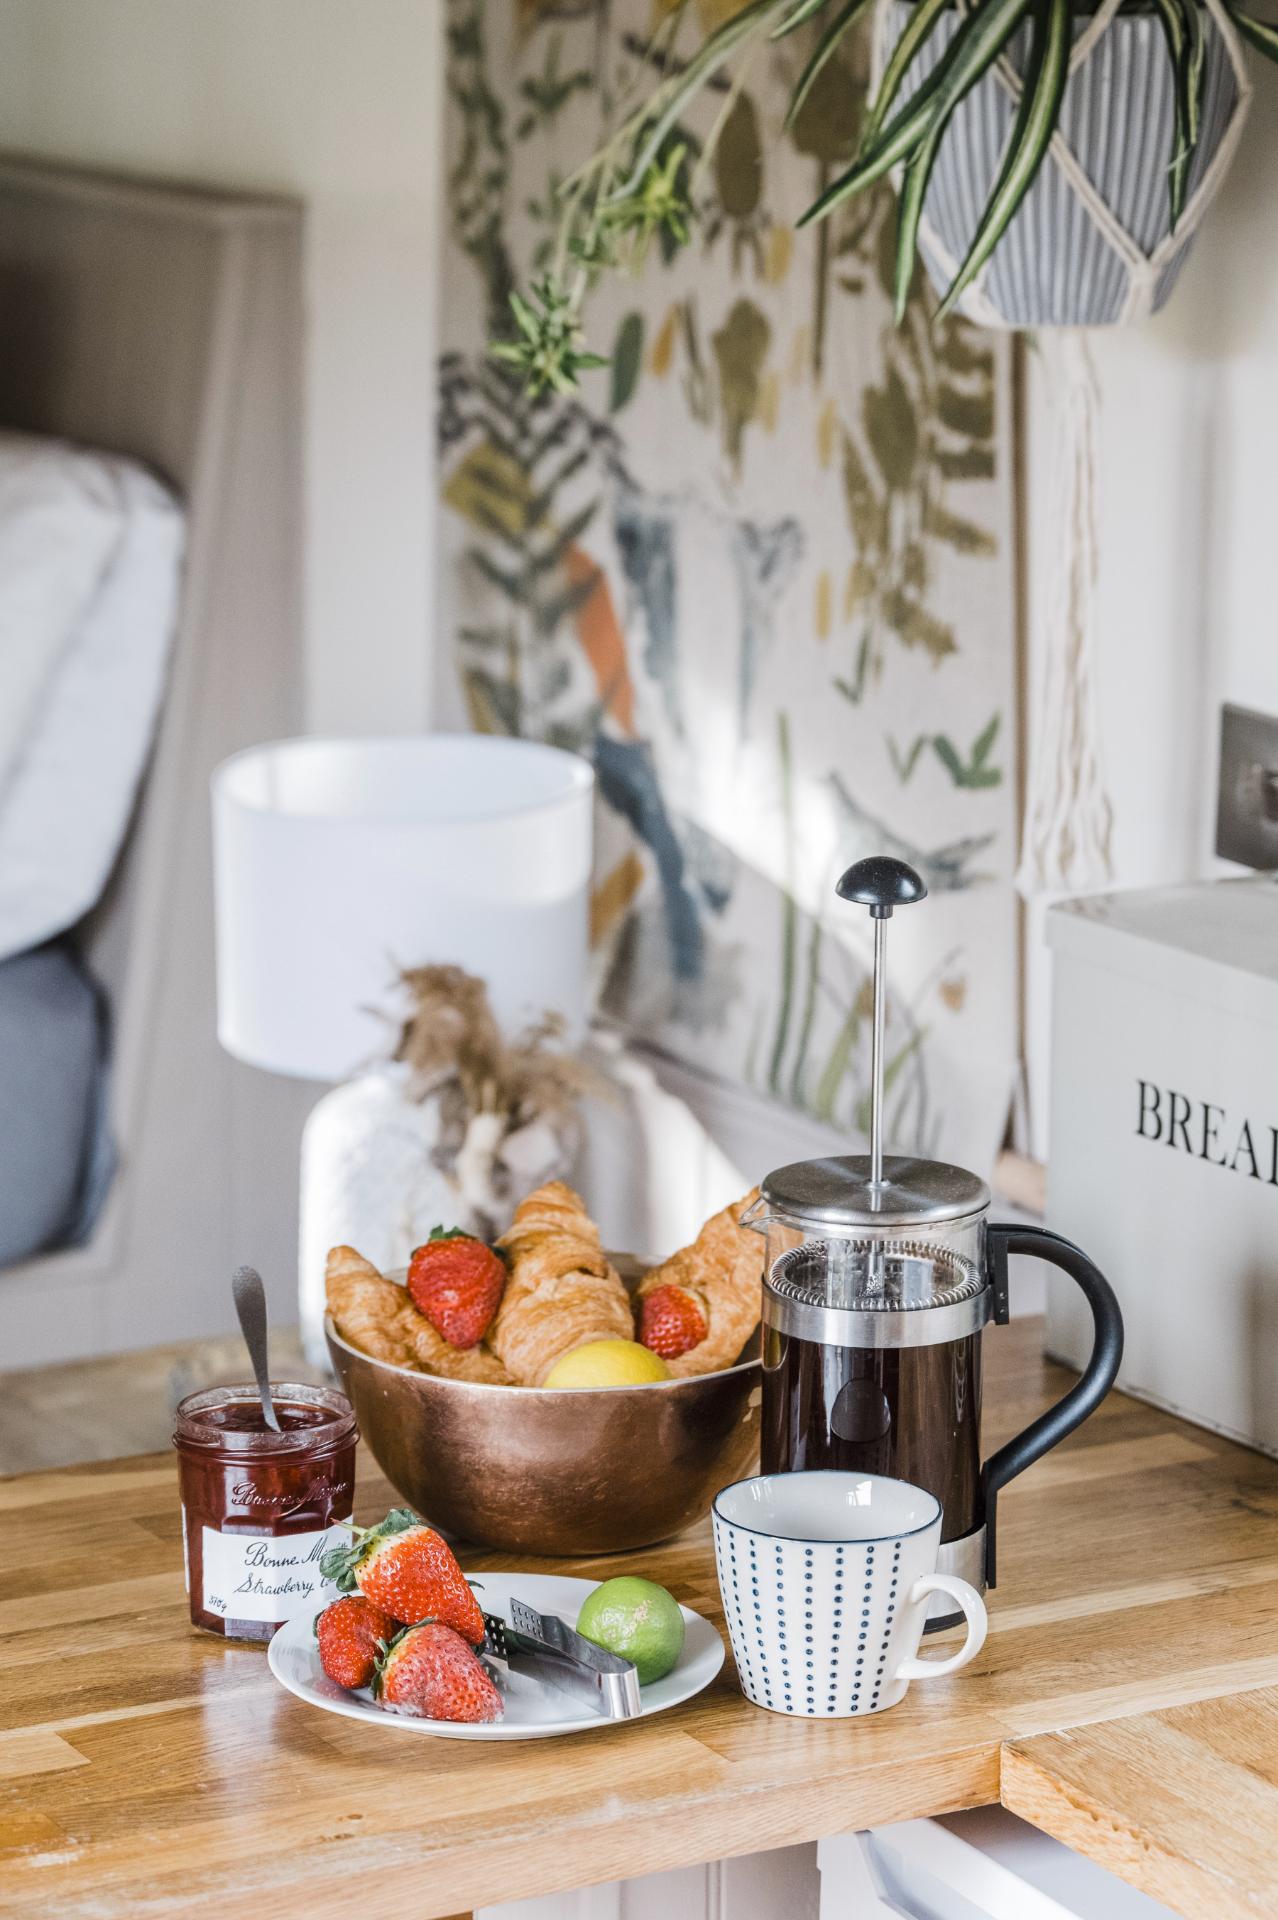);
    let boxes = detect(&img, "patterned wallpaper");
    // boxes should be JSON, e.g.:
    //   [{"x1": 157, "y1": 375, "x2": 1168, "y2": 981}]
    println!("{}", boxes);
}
[{"x1": 436, "y1": 0, "x2": 1018, "y2": 1170}]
